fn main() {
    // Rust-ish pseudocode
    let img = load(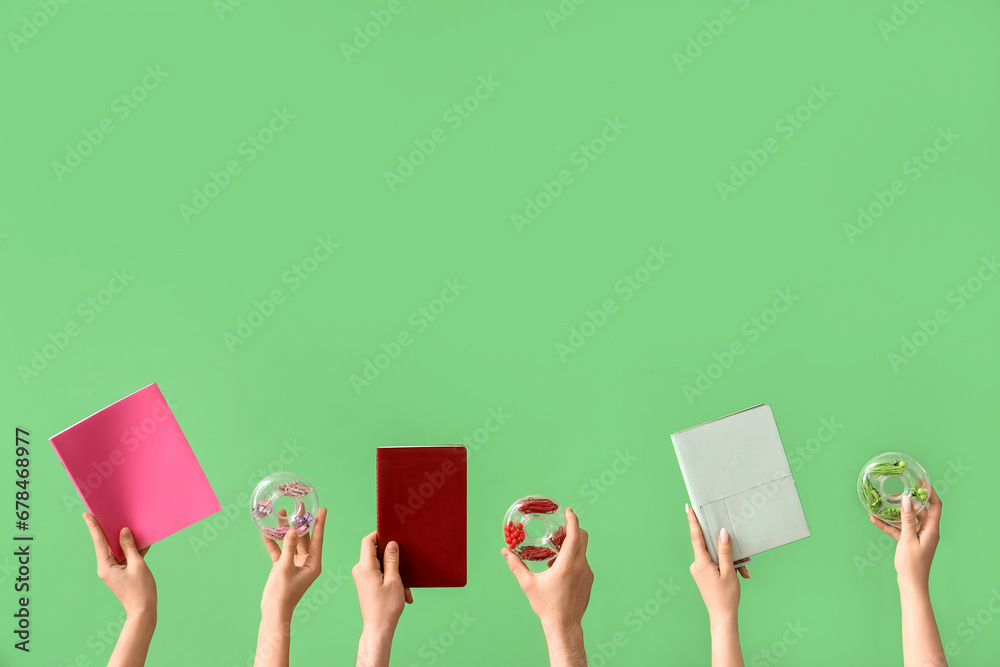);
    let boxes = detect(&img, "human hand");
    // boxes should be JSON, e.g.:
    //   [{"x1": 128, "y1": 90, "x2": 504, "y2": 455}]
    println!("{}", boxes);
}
[
  {"x1": 686, "y1": 504, "x2": 742, "y2": 622},
  {"x1": 83, "y1": 513, "x2": 156, "y2": 617},
  {"x1": 869, "y1": 483, "x2": 941, "y2": 590},
  {"x1": 260, "y1": 507, "x2": 327, "y2": 618},
  {"x1": 500, "y1": 507, "x2": 593, "y2": 636},
  {"x1": 352, "y1": 532, "x2": 413, "y2": 638}
]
